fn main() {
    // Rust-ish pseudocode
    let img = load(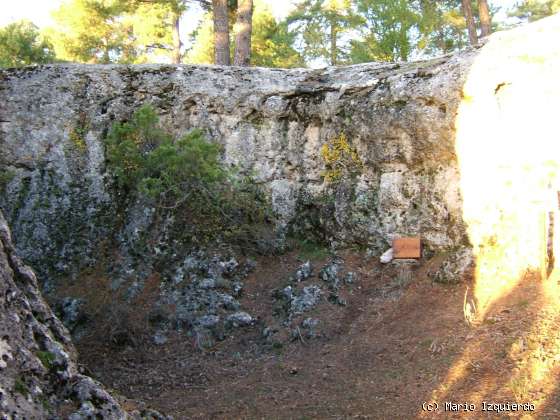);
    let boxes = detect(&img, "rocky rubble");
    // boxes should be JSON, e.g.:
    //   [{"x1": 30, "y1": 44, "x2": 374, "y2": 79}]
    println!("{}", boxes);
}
[
  {"x1": 0, "y1": 210, "x2": 169, "y2": 419},
  {"x1": 150, "y1": 252, "x2": 257, "y2": 349},
  {"x1": 266, "y1": 259, "x2": 357, "y2": 344}
]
